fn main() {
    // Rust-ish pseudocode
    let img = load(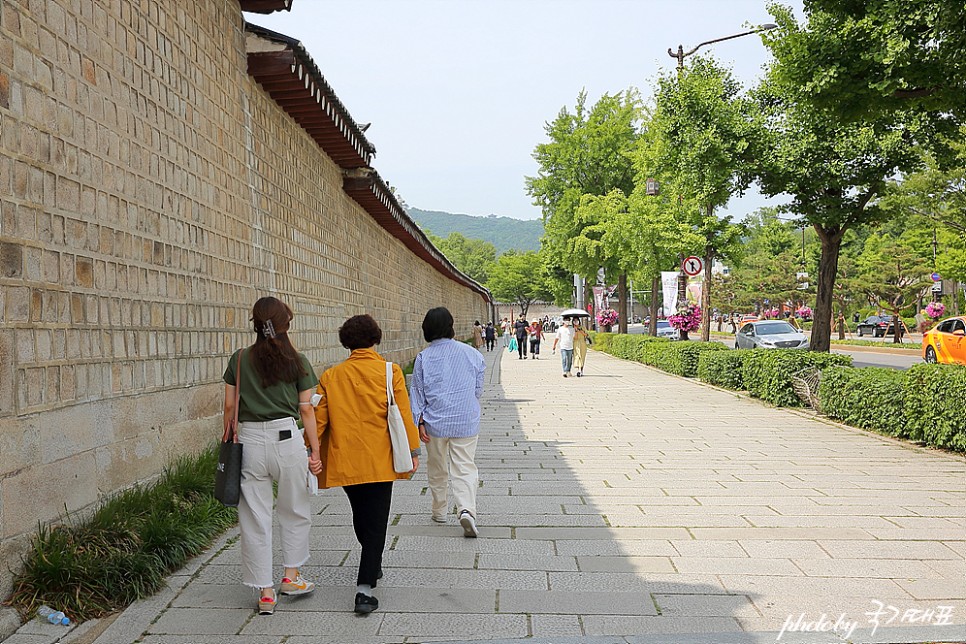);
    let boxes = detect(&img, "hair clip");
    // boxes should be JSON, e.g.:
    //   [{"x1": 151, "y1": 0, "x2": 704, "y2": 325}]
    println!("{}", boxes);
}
[{"x1": 262, "y1": 319, "x2": 276, "y2": 339}]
